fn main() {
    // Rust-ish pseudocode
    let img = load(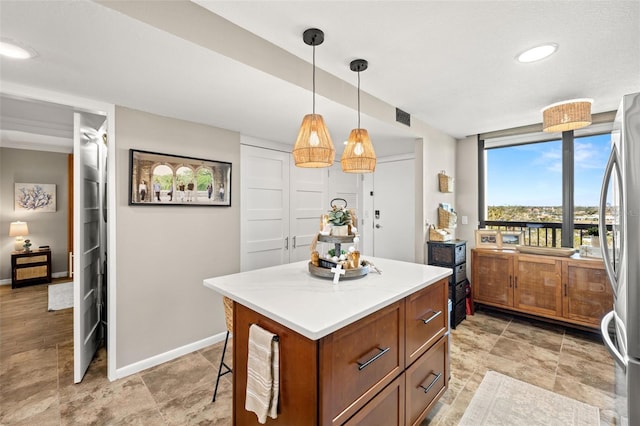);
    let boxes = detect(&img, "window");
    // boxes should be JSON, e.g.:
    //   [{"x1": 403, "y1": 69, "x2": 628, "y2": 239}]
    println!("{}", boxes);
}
[{"x1": 480, "y1": 126, "x2": 612, "y2": 248}]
